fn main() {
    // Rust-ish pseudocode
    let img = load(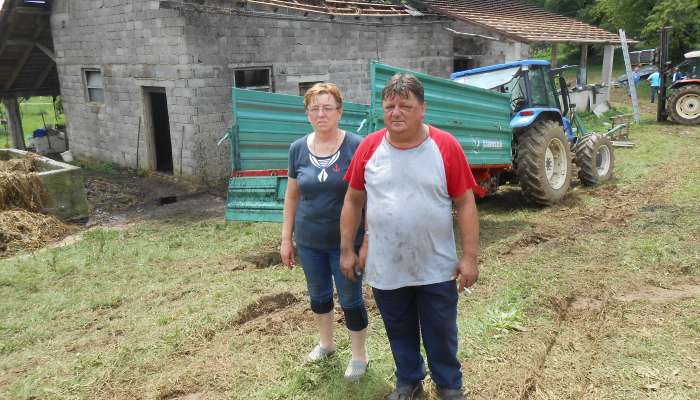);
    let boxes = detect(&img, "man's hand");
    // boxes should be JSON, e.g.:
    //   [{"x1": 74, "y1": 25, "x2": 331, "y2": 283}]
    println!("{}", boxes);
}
[
  {"x1": 453, "y1": 256, "x2": 479, "y2": 293},
  {"x1": 280, "y1": 240, "x2": 296, "y2": 268},
  {"x1": 340, "y1": 248, "x2": 360, "y2": 282}
]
